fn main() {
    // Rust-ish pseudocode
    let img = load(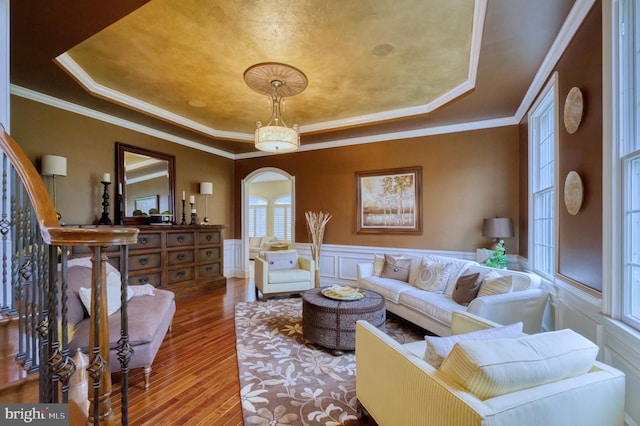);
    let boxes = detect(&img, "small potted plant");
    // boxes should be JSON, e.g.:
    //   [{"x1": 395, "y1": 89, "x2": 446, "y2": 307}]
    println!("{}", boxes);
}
[{"x1": 483, "y1": 239, "x2": 508, "y2": 269}]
